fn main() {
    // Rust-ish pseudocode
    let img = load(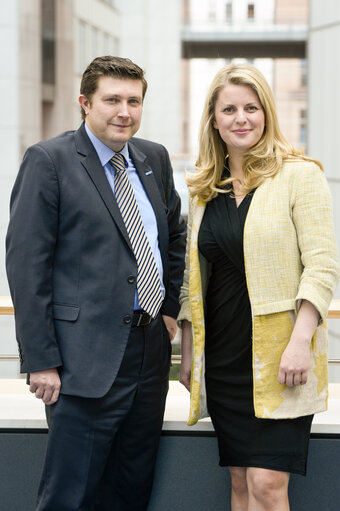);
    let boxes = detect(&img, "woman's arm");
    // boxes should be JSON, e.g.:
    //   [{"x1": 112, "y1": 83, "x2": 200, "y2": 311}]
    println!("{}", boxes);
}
[
  {"x1": 277, "y1": 163, "x2": 339, "y2": 387},
  {"x1": 177, "y1": 196, "x2": 194, "y2": 392},
  {"x1": 293, "y1": 163, "x2": 339, "y2": 322},
  {"x1": 179, "y1": 319, "x2": 192, "y2": 391},
  {"x1": 278, "y1": 300, "x2": 319, "y2": 387}
]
